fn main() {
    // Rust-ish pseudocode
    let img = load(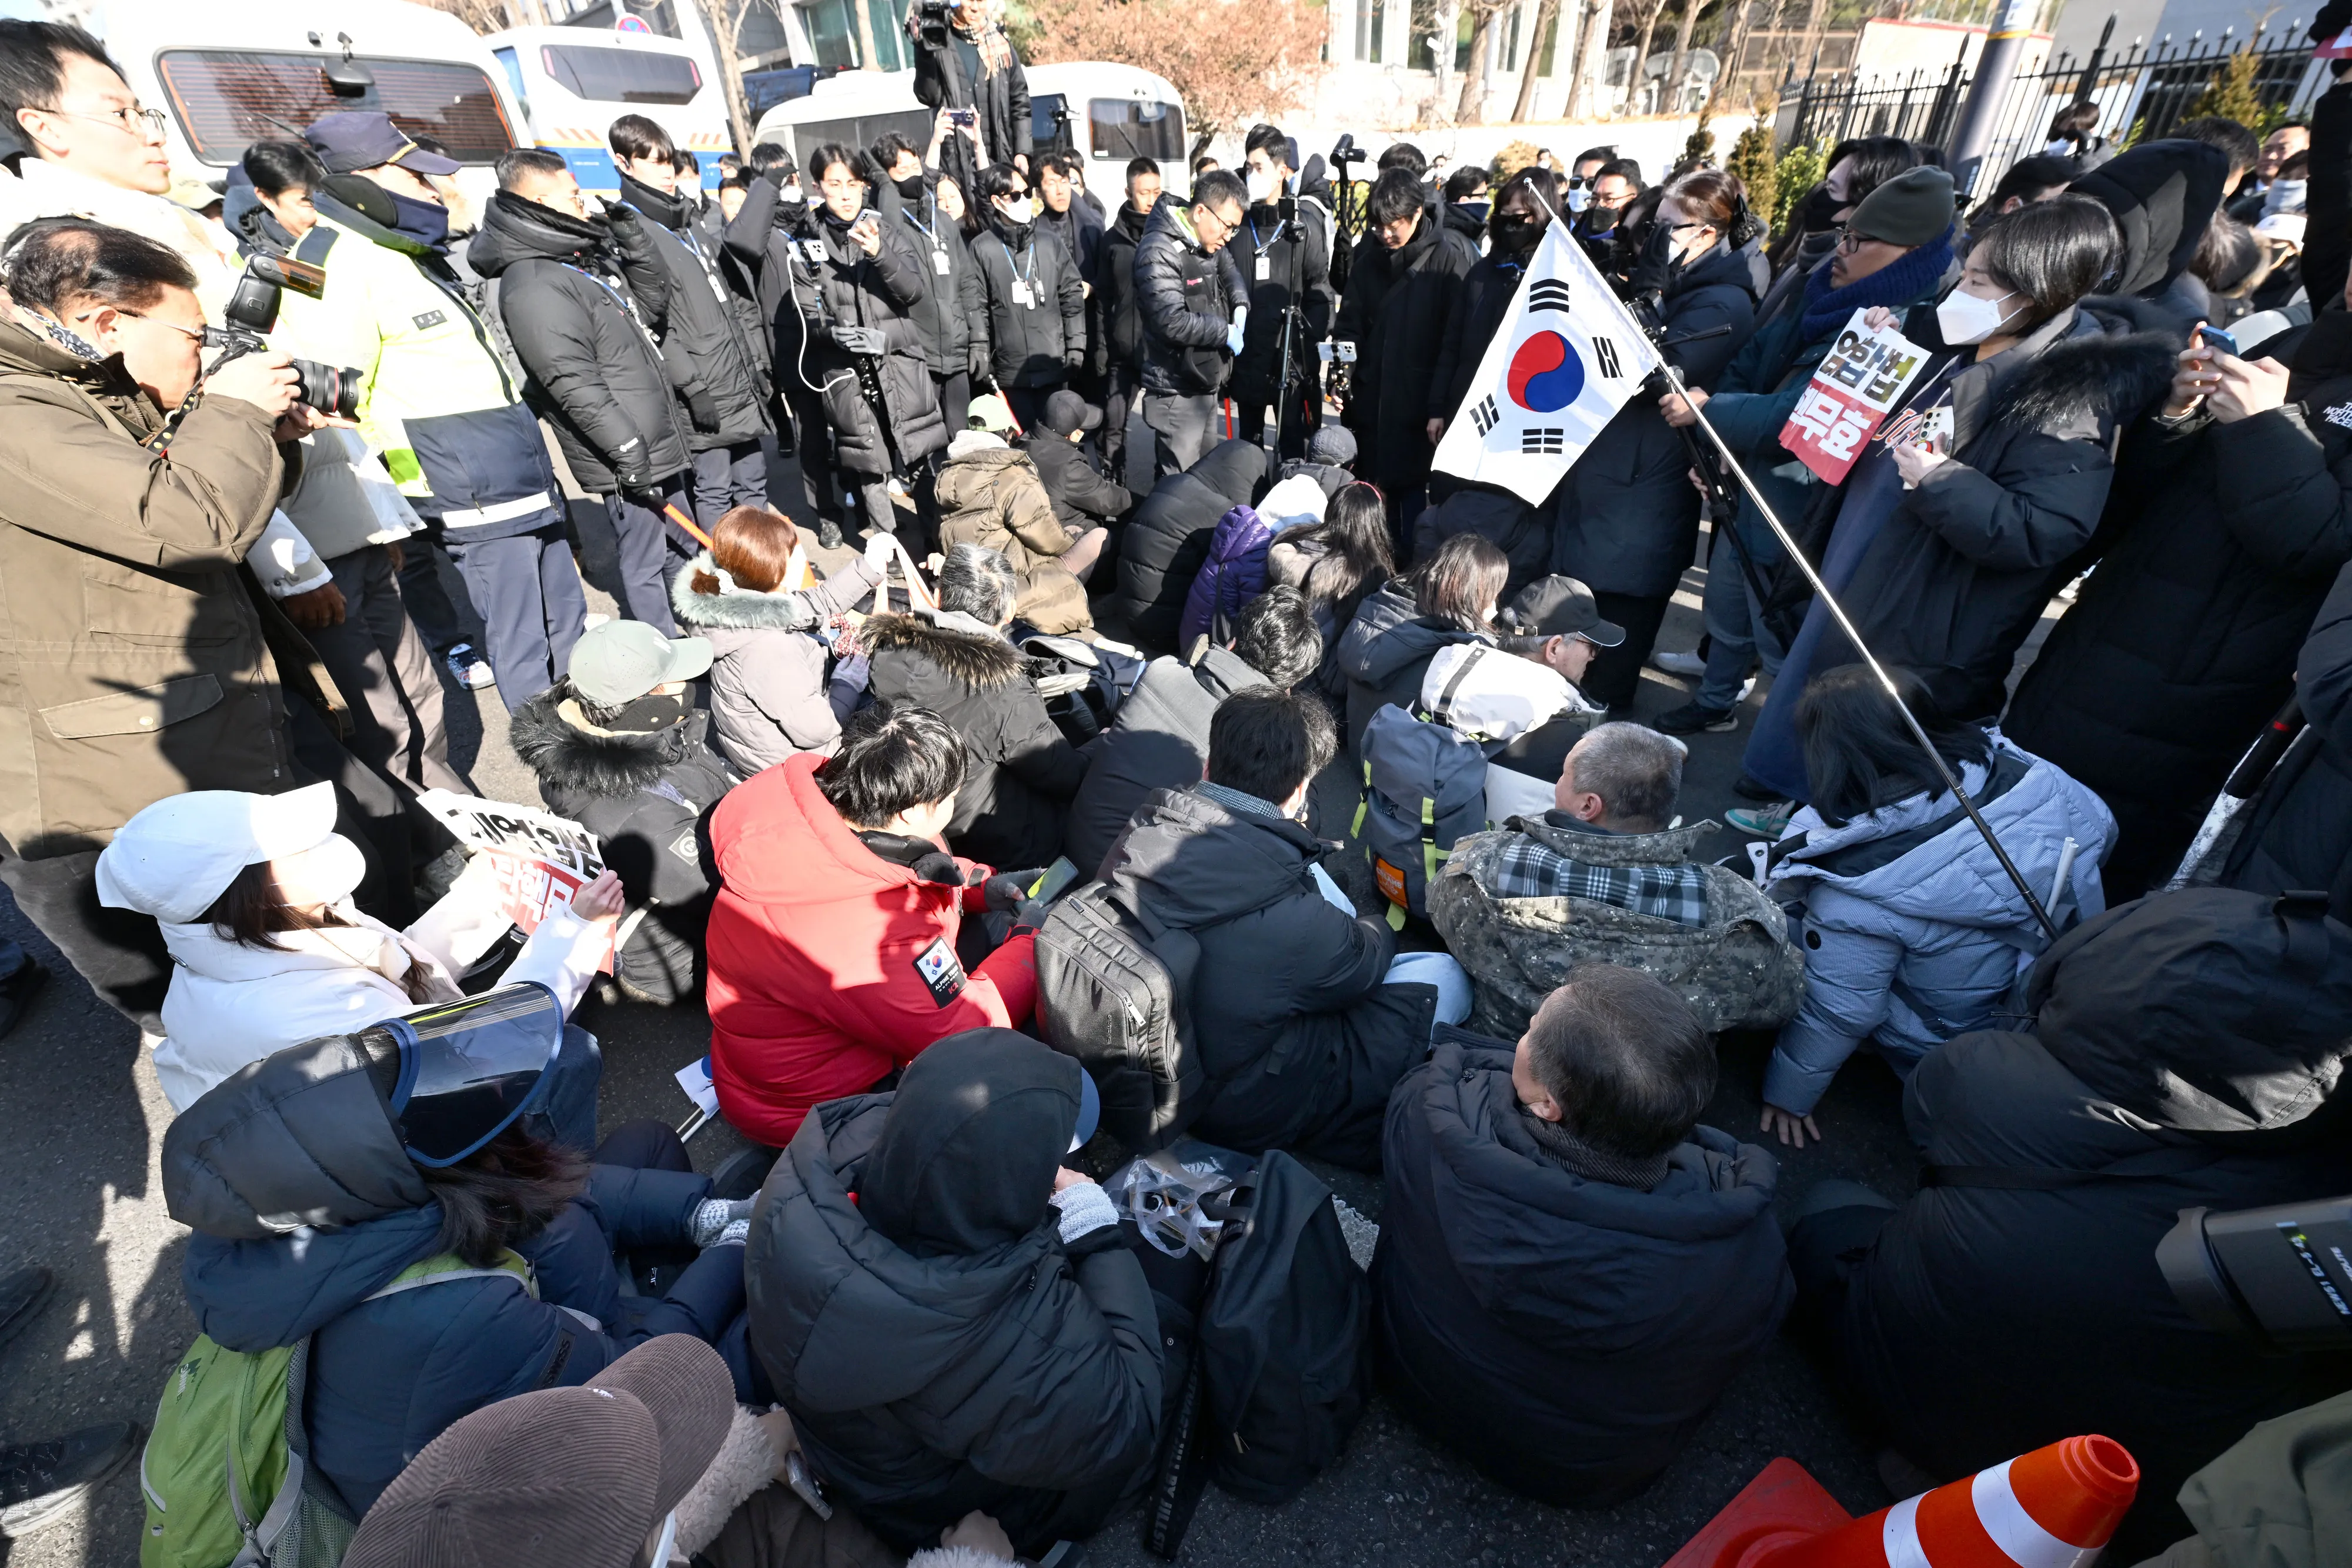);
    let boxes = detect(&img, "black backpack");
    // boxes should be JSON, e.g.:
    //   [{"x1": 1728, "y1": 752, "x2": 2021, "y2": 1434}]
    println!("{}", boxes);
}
[
  {"x1": 1144, "y1": 1150, "x2": 1372, "y2": 1554},
  {"x1": 1033, "y1": 882, "x2": 1206, "y2": 1149}
]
